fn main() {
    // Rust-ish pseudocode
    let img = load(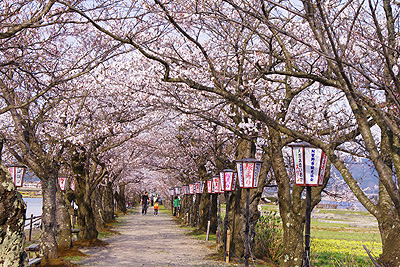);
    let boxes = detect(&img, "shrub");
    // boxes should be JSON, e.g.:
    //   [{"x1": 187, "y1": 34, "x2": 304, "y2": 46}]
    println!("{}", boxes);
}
[{"x1": 253, "y1": 211, "x2": 283, "y2": 263}]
